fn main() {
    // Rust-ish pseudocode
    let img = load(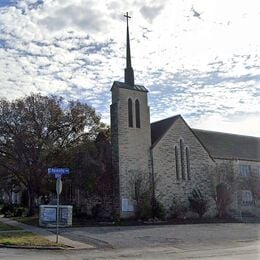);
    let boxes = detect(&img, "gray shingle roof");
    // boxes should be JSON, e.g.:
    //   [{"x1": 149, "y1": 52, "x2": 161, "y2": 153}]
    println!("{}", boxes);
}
[
  {"x1": 193, "y1": 129, "x2": 260, "y2": 161},
  {"x1": 151, "y1": 115, "x2": 180, "y2": 146},
  {"x1": 112, "y1": 81, "x2": 148, "y2": 92},
  {"x1": 150, "y1": 114, "x2": 260, "y2": 162}
]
